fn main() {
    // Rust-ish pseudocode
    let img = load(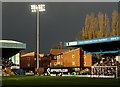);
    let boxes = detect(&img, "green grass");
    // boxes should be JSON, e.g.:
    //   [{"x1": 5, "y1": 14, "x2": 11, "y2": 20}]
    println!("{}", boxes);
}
[{"x1": 2, "y1": 76, "x2": 120, "y2": 86}]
